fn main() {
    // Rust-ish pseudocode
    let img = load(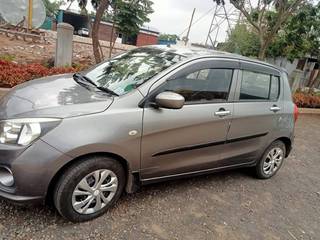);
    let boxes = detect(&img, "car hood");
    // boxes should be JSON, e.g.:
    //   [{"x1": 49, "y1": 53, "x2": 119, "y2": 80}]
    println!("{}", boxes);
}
[{"x1": 0, "y1": 74, "x2": 113, "y2": 119}]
